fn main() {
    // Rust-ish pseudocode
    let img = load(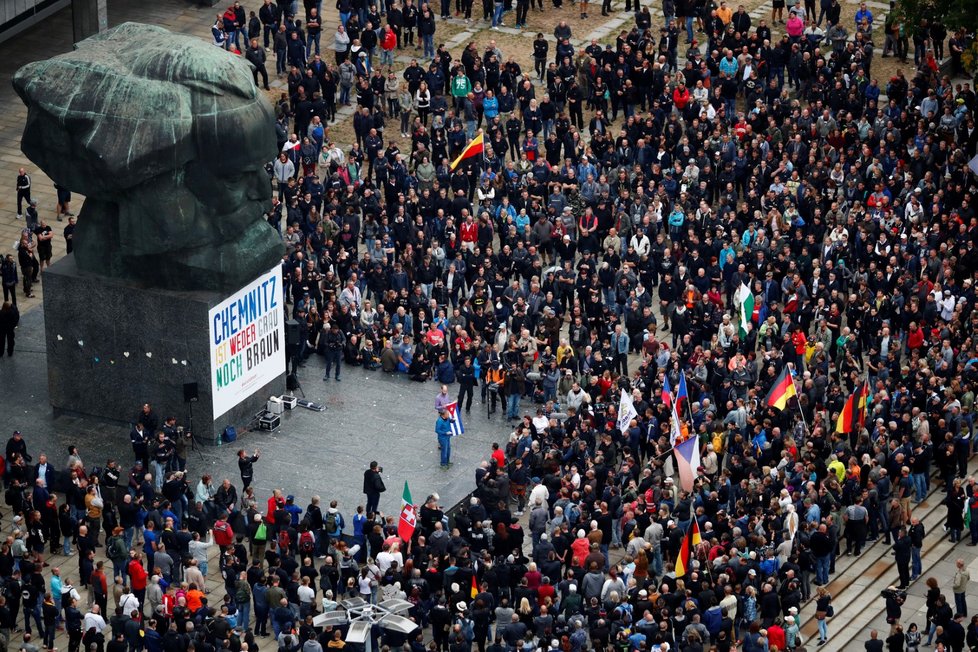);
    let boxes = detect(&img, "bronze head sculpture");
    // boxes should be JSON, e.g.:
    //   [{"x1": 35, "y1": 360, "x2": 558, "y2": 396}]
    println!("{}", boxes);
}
[{"x1": 13, "y1": 22, "x2": 284, "y2": 293}]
